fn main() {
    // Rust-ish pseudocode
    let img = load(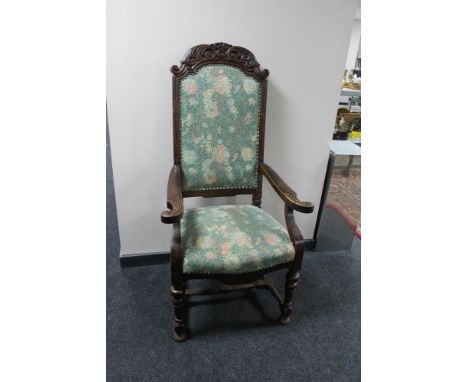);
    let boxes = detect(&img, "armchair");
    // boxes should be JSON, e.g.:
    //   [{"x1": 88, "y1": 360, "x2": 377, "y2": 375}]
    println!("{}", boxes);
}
[{"x1": 161, "y1": 43, "x2": 314, "y2": 341}]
